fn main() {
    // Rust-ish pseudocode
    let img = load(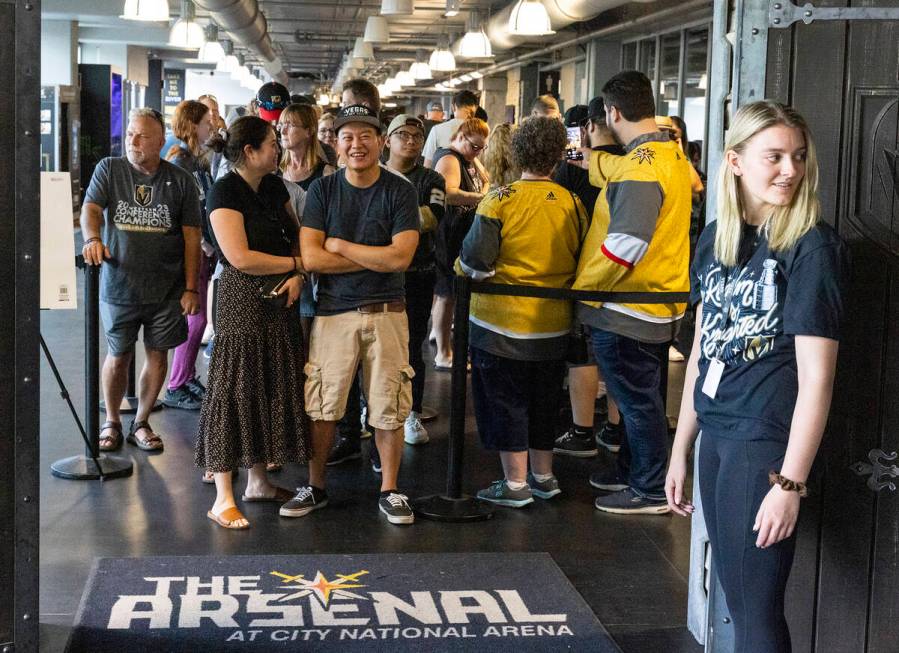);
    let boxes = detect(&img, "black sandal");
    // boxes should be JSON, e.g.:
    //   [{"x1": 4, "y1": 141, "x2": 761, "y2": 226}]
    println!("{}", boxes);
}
[
  {"x1": 127, "y1": 420, "x2": 164, "y2": 451},
  {"x1": 98, "y1": 420, "x2": 123, "y2": 451}
]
